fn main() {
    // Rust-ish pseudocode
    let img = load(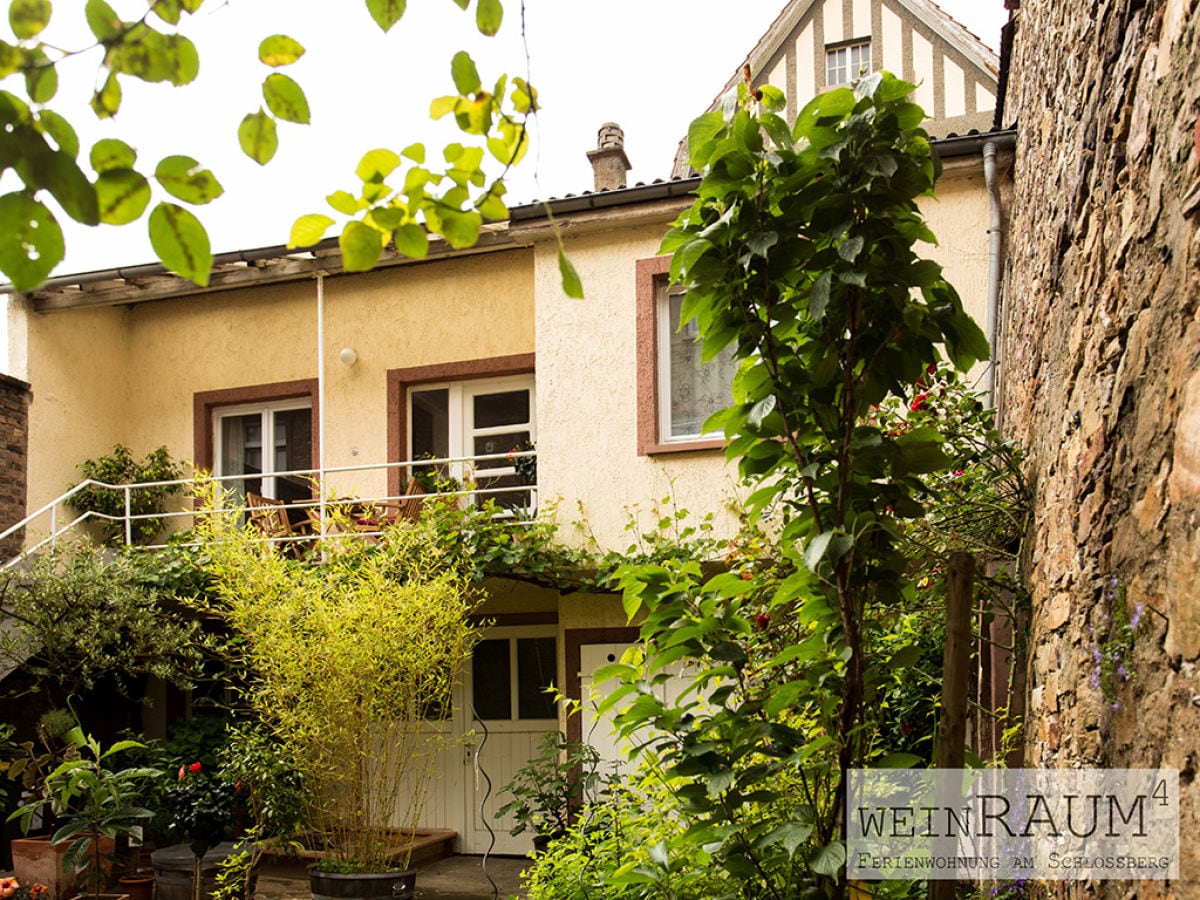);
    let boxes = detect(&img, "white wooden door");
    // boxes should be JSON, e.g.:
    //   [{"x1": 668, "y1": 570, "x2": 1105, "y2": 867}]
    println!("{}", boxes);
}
[
  {"x1": 578, "y1": 643, "x2": 639, "y2": 777},
  {"x1": 461, "y1": 626, "x2": 559, "y2": 854},
  {"x1": 579, "y1": 642, "x2": 698, "y2": 777}
]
